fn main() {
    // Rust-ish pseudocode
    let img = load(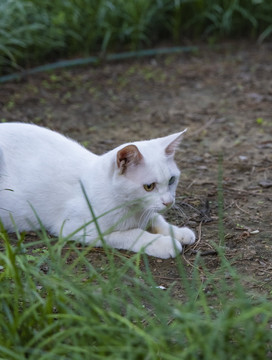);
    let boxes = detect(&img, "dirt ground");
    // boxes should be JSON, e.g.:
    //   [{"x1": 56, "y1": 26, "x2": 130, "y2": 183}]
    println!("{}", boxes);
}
[{"x1": 0, "y1": 42, "x2": 271, "y2": 298}]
